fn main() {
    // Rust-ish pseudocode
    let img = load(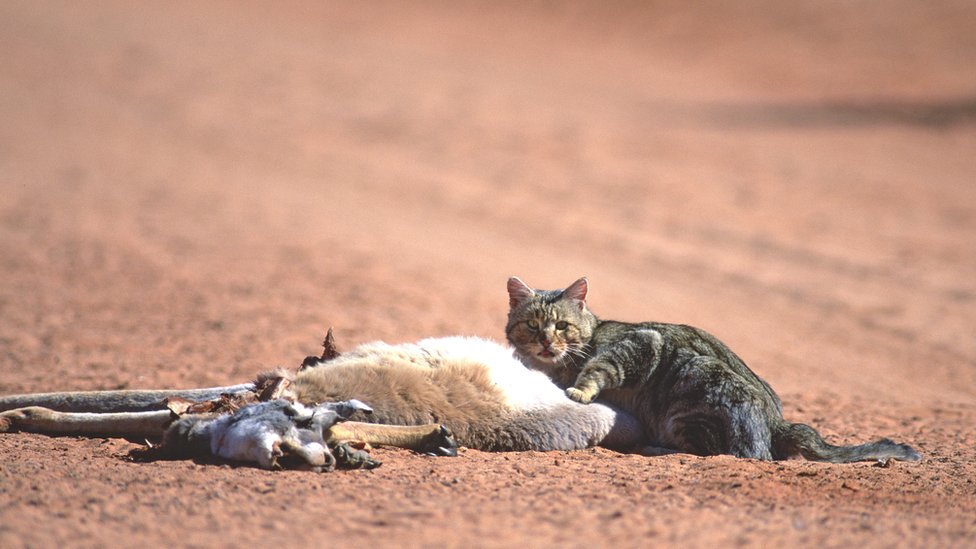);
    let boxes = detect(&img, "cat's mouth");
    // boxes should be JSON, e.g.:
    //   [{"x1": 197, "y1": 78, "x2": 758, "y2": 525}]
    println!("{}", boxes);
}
[{"x1": 537, "y1": 345, "x2": 568, "y2": 362}]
